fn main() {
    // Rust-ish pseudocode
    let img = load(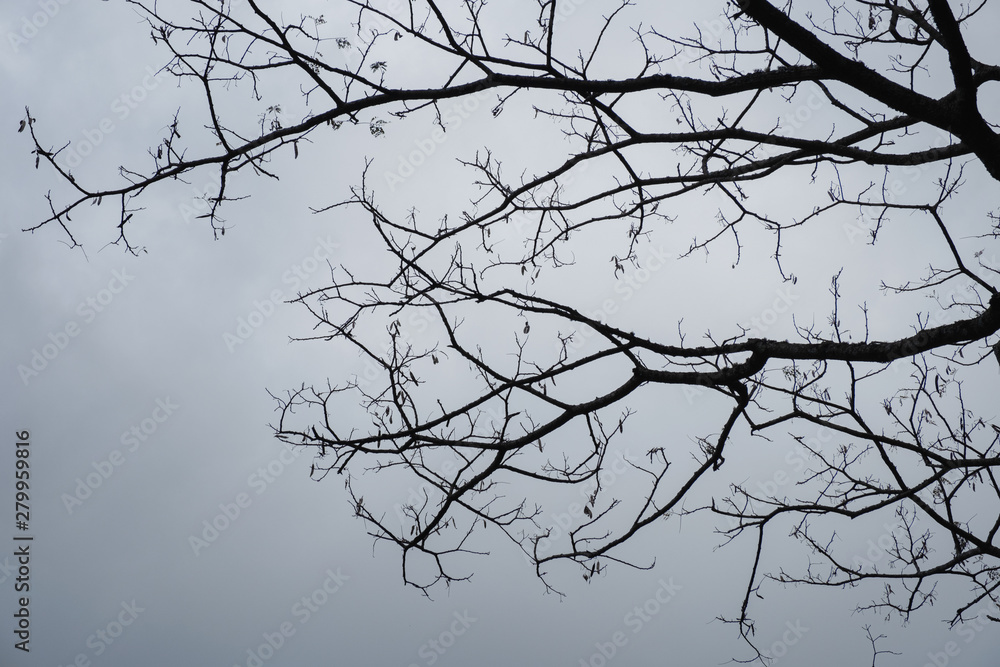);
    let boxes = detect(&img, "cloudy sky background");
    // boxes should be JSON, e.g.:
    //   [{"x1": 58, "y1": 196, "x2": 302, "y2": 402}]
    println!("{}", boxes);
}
[{"x1": 2, "y1": 1, "x2": 1000, "y2": 665}]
